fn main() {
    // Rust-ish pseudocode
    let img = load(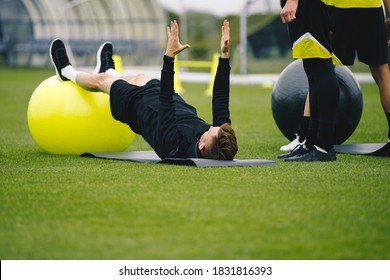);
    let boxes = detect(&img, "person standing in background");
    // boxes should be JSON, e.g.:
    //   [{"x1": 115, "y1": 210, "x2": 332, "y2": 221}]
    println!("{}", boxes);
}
[
  {"x1": 279, "y1": 0, "x2": 390, "y2": 153},
  {"x1": 279, "y1": 0, "x2": 340, "y2": 161},
  {"x1": 332, "y1": 0, "x2": 390, "y2": 143}
]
